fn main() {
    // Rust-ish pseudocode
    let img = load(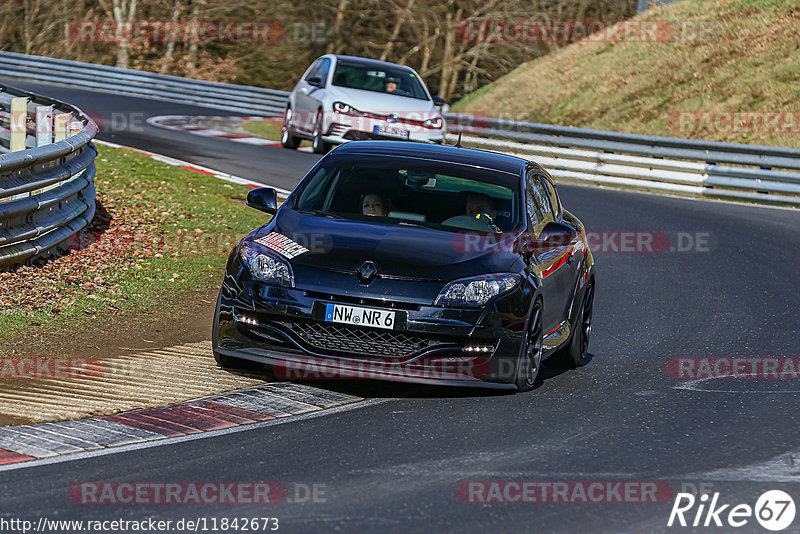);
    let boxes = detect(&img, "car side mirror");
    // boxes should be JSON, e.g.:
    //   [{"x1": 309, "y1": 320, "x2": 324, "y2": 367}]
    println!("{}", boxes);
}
[
  {"x1": 538, "y1": 221, "x2": 578, "y2": 248},
  {"x1": 246, "y1": 187, "x2": 278, "y2": 215},
  {"x1": 521, "y1": 222, "x2": 578, "y2": 257},
  {"x1": 306, "y1": 76, "x2": 323, "y2": 88},
  {"x1": 432, "y1": 95, "x2": 447, "y2": 107}
]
